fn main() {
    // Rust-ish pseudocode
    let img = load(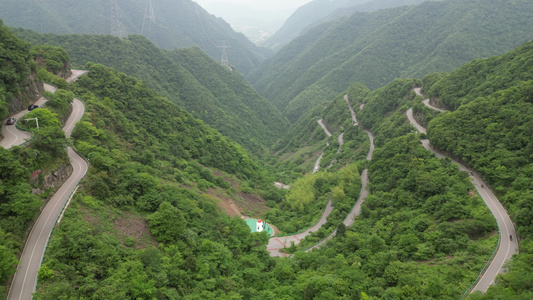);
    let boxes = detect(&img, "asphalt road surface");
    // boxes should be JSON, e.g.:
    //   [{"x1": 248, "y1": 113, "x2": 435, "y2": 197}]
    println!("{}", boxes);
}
[
  {"x1": 266, "y1": 200, "x2": 333, "y2": 257},
  {"x1": 7, "y1": 148, "x2": 88, "y2": 300},
  {"x1": 0, "y1": 84, "x2": 56, "y2": 149},
  {"x1": 6, "y1": 71, "x2": 88, "y2": 300},
  {"x1": 306, "y1": 96, "x2": 374, "y2": 251},
  {"x1": 414, "y1": 88, "x2": 446, "y2": 112},
  {"x1": 407, "y1": 101, "x2": 518, "y2": 293},
  {"x1": 317, "y1": 119, "x2": 332, "y2": 137},
  {"x1": 344, "y1": 94, "x2": 358, "y2": 125}
]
